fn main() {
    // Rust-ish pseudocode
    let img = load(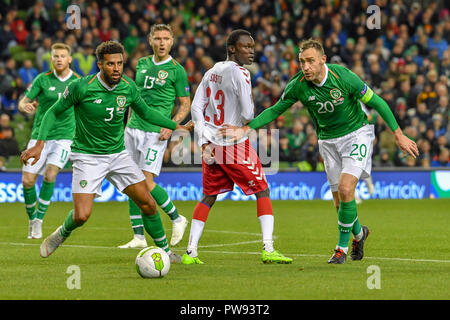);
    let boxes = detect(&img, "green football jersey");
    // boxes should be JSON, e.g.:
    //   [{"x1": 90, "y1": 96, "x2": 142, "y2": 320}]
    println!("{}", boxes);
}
[
  {"x1": 25, "y1": 70, "x2": 80, "y2": 140},
  {"x1": 37, "y1": 73, "x2": 177, "y2": 155},
  {"x1": 127, "y1": 55, "x2": 190, "y2": 133},
  {"x1": 250, "y1": 64, "x2": 374, "y2": 140}
]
